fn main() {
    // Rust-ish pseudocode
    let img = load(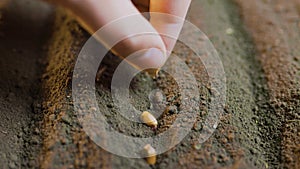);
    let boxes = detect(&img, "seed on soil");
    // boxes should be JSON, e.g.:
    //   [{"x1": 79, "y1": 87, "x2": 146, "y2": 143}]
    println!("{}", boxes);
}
[
  {"x1": 140, "y1": 111, "x2": 158, "y2": 129},
  {"x1": 143, "y1": 144, "x2": 156, "y2": 165},
  {"x1": 146, "y1": 69, "x2": 160, "y2": 79}
]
